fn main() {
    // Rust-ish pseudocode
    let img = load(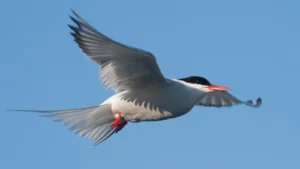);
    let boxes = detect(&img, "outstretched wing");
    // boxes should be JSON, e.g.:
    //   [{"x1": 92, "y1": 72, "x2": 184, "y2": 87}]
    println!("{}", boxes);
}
[
  {"x1": 196, "y1": 91, "x2": 262, "y2": 108},
  {"x1": 69, "y1": 10, "x2": 167, "y2": 92}
]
